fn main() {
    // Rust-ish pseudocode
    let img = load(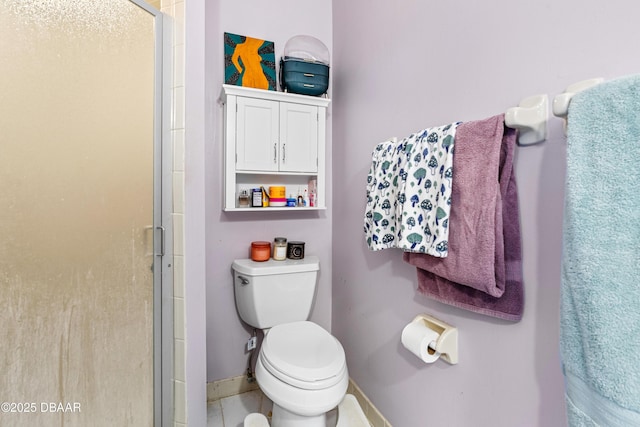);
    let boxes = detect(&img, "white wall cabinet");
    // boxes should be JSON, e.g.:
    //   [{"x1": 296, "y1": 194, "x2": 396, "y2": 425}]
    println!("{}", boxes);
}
[
  {"x1": 236, "y1": 97, "x2": 319, "y2": 173},
  {"x1": 221, "y1": 84, "x2": 330, "y2": 211}
]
